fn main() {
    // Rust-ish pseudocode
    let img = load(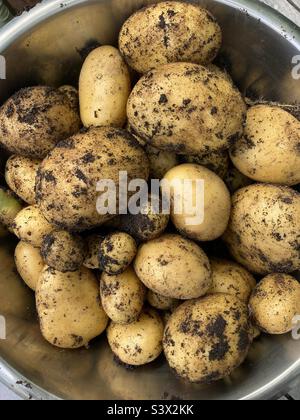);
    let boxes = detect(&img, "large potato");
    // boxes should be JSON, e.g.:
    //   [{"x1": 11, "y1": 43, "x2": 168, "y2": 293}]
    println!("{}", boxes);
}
[
  {"x1": 0, "y1": 86, "x2": 81, "y2": 158},
  {"x1": 36, "y1": 266, "x2": 108, "y2": 348},
  {"x1": 15, "y1": 241, "x2": 44, "y2": 291},
  {"x1": 134, "y1": 234, "x2": 211, "y2": 299},
  {"x1": 230, "y1": 106, "x2": 300, "y2": 186},
  {"x1": 36, "y1": 127, "x2": 150, "y2": 231},
  {"x1": 223, "y1": 184, "x2": 300, "y2": 275},
  {"x1": 127, "y1": 63, "x2": 246, "y2": 155},
  {"x1": 119, "y1": 2, "x2": 222, "y2": 73},
  {"x1": 79, "y1": 46, "x2": 131, "y2": 128}
]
